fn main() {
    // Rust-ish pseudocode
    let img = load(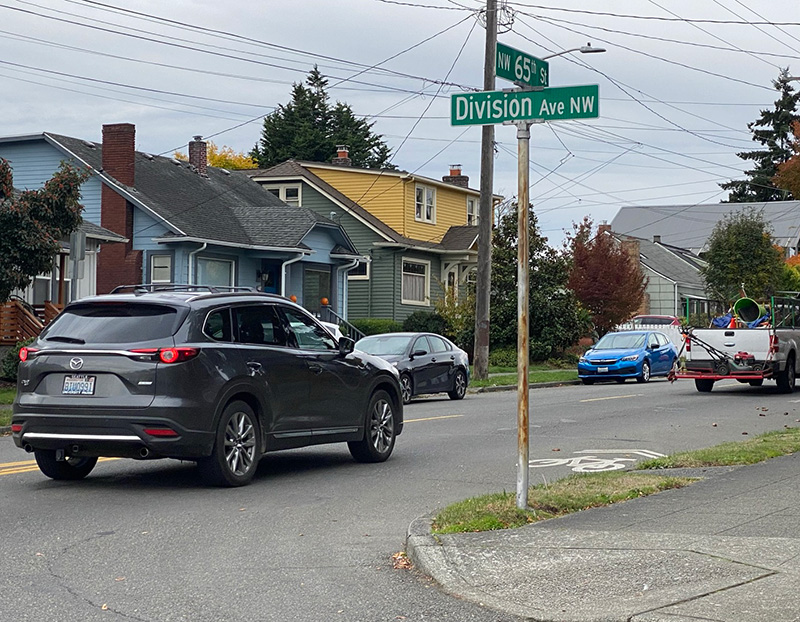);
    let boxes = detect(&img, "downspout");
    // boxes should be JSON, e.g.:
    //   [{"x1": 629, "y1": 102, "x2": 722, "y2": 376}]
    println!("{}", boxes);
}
[
  {"x1": 674, "y1": 282, "x2": 679, "y2": 317},
  {"x1": 187, "y1": 242, "x2": 207, "y2": 285},
  {"x1": 336, "y1": 258, "x2": 360, "y2": 320},
  {"x1": 281, "y1": 253, "x2": 304, "y2": 297}
]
